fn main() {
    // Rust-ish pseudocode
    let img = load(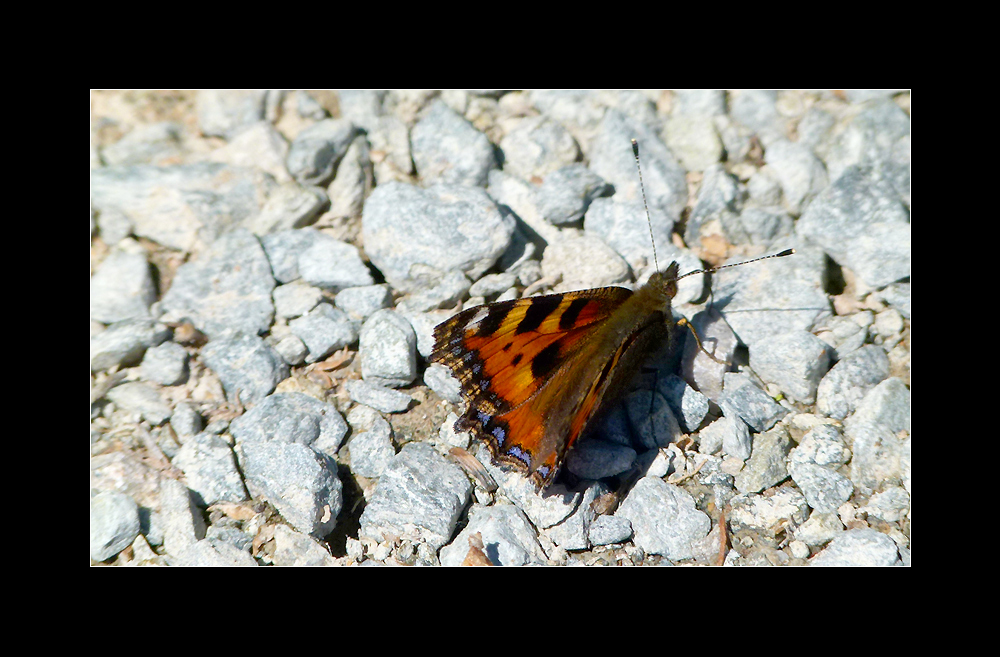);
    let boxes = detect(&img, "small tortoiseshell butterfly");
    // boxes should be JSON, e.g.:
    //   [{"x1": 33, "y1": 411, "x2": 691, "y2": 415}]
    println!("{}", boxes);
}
[{"x1": 431, "y1": 140, "x2": 792, "y2": 489}]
